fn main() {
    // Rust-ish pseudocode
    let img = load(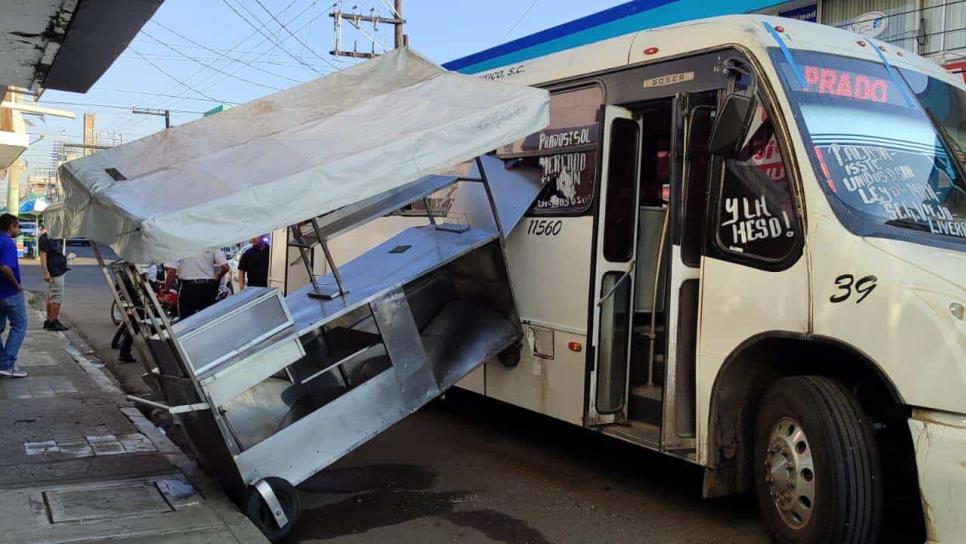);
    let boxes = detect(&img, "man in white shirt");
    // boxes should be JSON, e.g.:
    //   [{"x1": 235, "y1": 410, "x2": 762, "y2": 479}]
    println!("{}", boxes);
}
[{"x1": 164, "y1": 250, "x2": 229, "y2": 319}]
